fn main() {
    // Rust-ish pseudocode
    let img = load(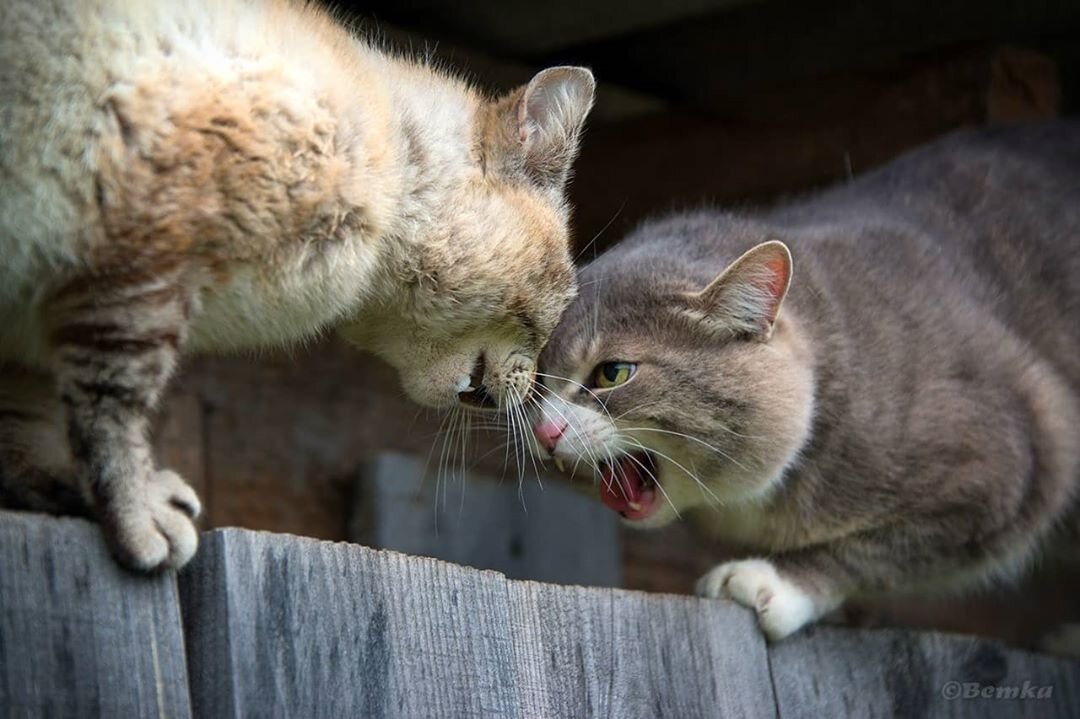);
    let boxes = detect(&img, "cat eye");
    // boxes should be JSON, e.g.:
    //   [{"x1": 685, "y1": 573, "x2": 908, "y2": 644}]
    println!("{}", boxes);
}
[{"x1": 592, "y1": 362, "x2": 636, "y2": 390}]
